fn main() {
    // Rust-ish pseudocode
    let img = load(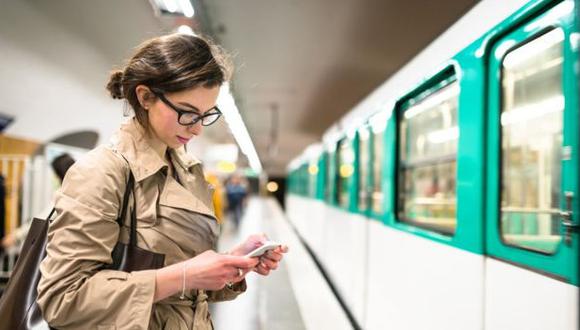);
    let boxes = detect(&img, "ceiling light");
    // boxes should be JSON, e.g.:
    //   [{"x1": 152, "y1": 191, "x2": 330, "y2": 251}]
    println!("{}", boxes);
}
[
  {"x1": 266, "y1": 181, "x2": 279, "y2": 193},
  {"x1": 217, "y1": 161, "x2": 237, "y2": 173},
  {"x1": 178, "y1": 0, "x2": 195, "y2": 17},
  {"x1": 150, "y1": 0, "x2": 194, "y2": 17},
  {"x1": 217, "y1": 83, "x2": 263, "y2": 173},
  {"x1": 162, "y1": 0, "x2": 177, "y2": 13},
  {"x1": 177, "y1": 25, "x2": 196, "y2": 36}
]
